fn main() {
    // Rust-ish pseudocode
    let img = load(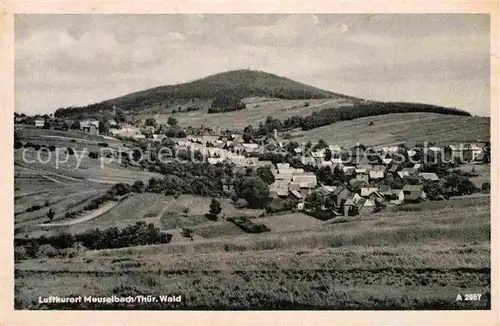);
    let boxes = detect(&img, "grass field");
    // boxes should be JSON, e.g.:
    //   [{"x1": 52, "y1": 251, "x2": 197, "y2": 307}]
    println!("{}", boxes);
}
[
  {"x1": 150, "y1": 97, "x2": 353, "y2": 130},
  {"x1": 291, "y1": 112, "x2": 490, "y2": 147},
  {"x1": 15, "y1": 196, "x2": 490, "y2": 309}
]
